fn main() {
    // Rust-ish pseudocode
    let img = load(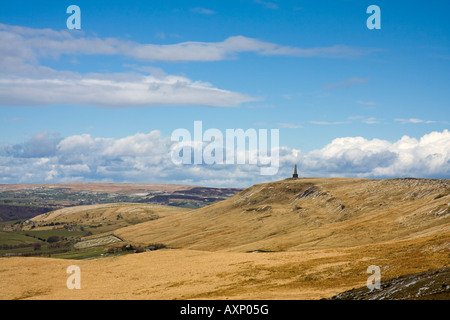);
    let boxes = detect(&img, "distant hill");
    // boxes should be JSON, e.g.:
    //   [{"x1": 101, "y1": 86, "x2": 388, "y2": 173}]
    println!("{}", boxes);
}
[
  {"x1": 0, "y1": 183, "x2": 243, "y2": 221},
  {"x1": 0, "y1": 204, "x2": 54, "y2": 222},
  {"x1": 0, "y1": 183, "x2": 195, "y2": 193},
  {"x1": 28, "y1": 202, "x2": 189, "y2": 234}
]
